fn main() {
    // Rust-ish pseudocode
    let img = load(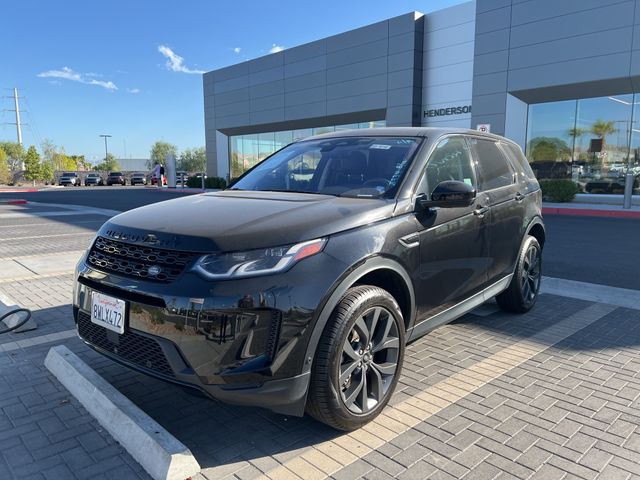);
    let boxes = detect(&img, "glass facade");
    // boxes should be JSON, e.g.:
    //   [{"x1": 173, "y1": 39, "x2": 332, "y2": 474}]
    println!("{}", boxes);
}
[
  {"x1": 229, "y1": 120, "x2": 386, "y2": 178},
  {"x1": 526, "y1": 94, "x2": 640, "y2": 194}
]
